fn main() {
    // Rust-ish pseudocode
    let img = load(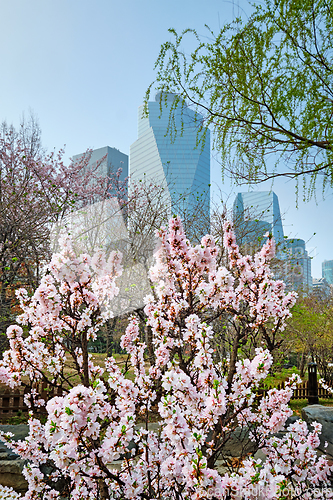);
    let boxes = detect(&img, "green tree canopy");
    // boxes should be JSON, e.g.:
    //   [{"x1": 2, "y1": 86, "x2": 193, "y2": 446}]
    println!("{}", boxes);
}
[{"x1": 147, "y1": 0, "x2": 333, "y2": 197}]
